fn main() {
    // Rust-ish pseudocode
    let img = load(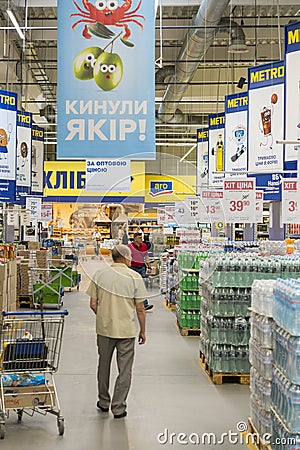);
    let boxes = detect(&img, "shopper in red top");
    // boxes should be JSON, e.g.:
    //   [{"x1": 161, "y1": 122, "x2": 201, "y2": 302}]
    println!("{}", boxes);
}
[{"x1": 128, "y1": 233, "x2": 154, "y2": 311}]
